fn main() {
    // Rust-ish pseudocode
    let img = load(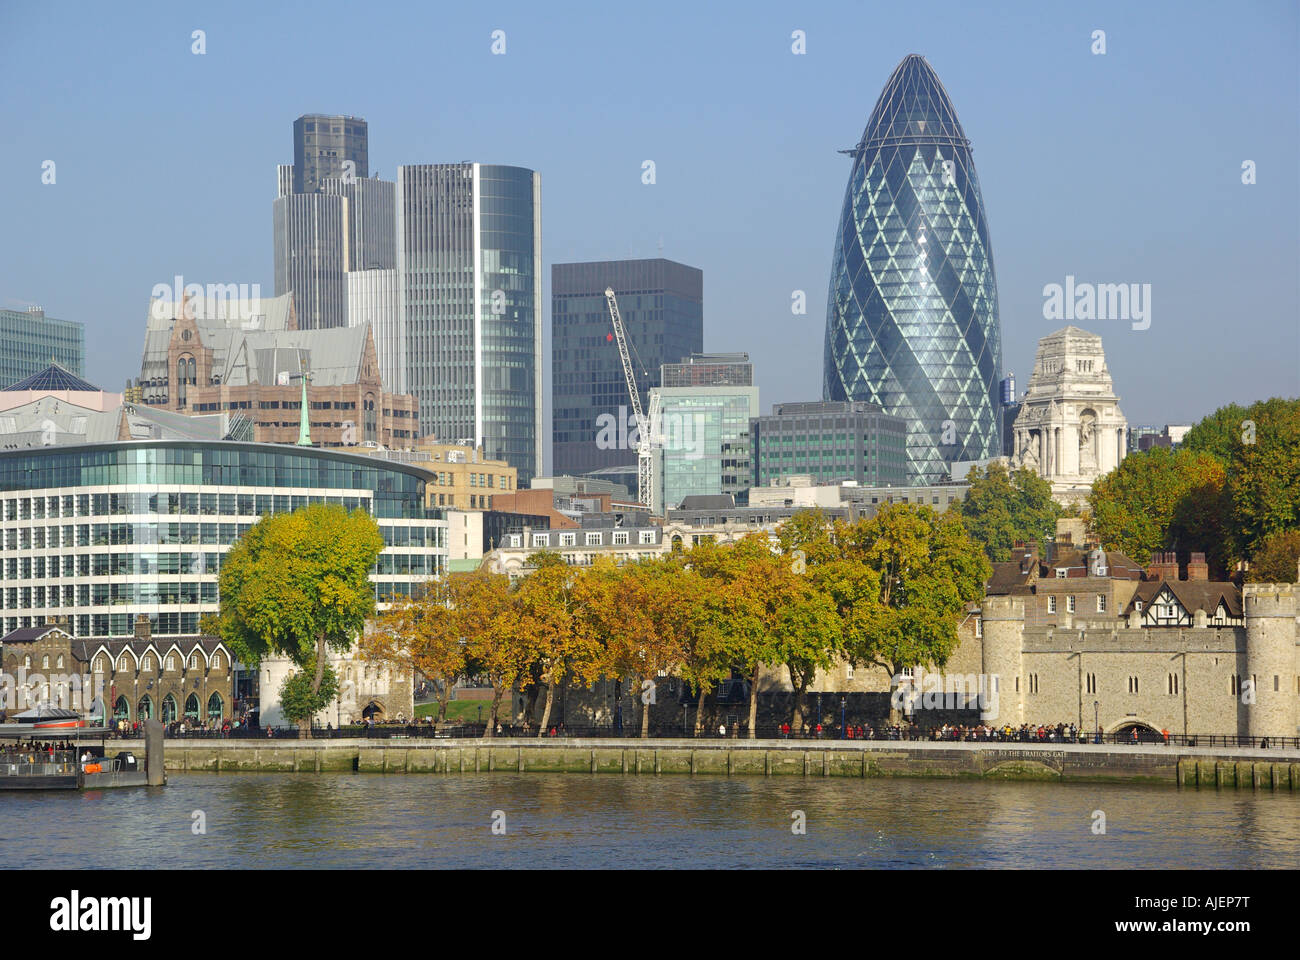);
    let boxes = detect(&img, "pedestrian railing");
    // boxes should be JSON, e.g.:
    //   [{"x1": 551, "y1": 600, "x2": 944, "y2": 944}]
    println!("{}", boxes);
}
[{"x1": 152, "y1": 725, "x2": 1300, "y2": 749}]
